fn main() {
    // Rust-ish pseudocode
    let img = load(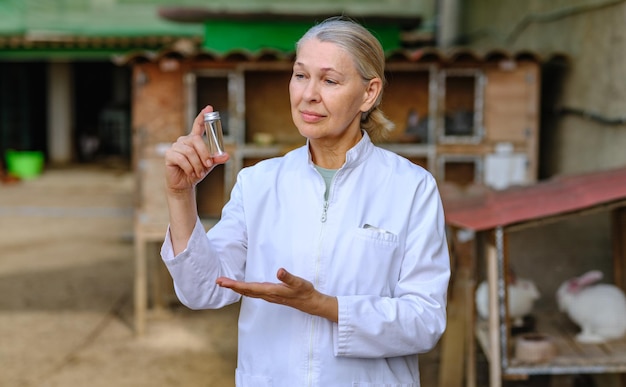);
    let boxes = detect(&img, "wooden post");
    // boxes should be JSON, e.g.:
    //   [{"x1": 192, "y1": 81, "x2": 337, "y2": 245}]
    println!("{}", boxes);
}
[
  {"x1": 611, "y1": 206, "x2": 626, "y2": 387},
  {"x1": 465, "y1": 229, "x2": 483, "y2": 387},
  {"x1": 499, "y1": 228, "x2": 512, "y2": 375},
  {"x1": 465, "y1": 269, "x2": 477, "y2": 387},
  {"x1": 438, "y1": 271, "x2": 467, "y2": 387},
  {"x1": 487, "y1": 240, "x2": 502, "y2": 387},
  {"x1": 134, "y1": 225, "x2": 147, "y2": 336},
  {"x1": 612, "y1": 207, "x2": 626, "y2": 291}
]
